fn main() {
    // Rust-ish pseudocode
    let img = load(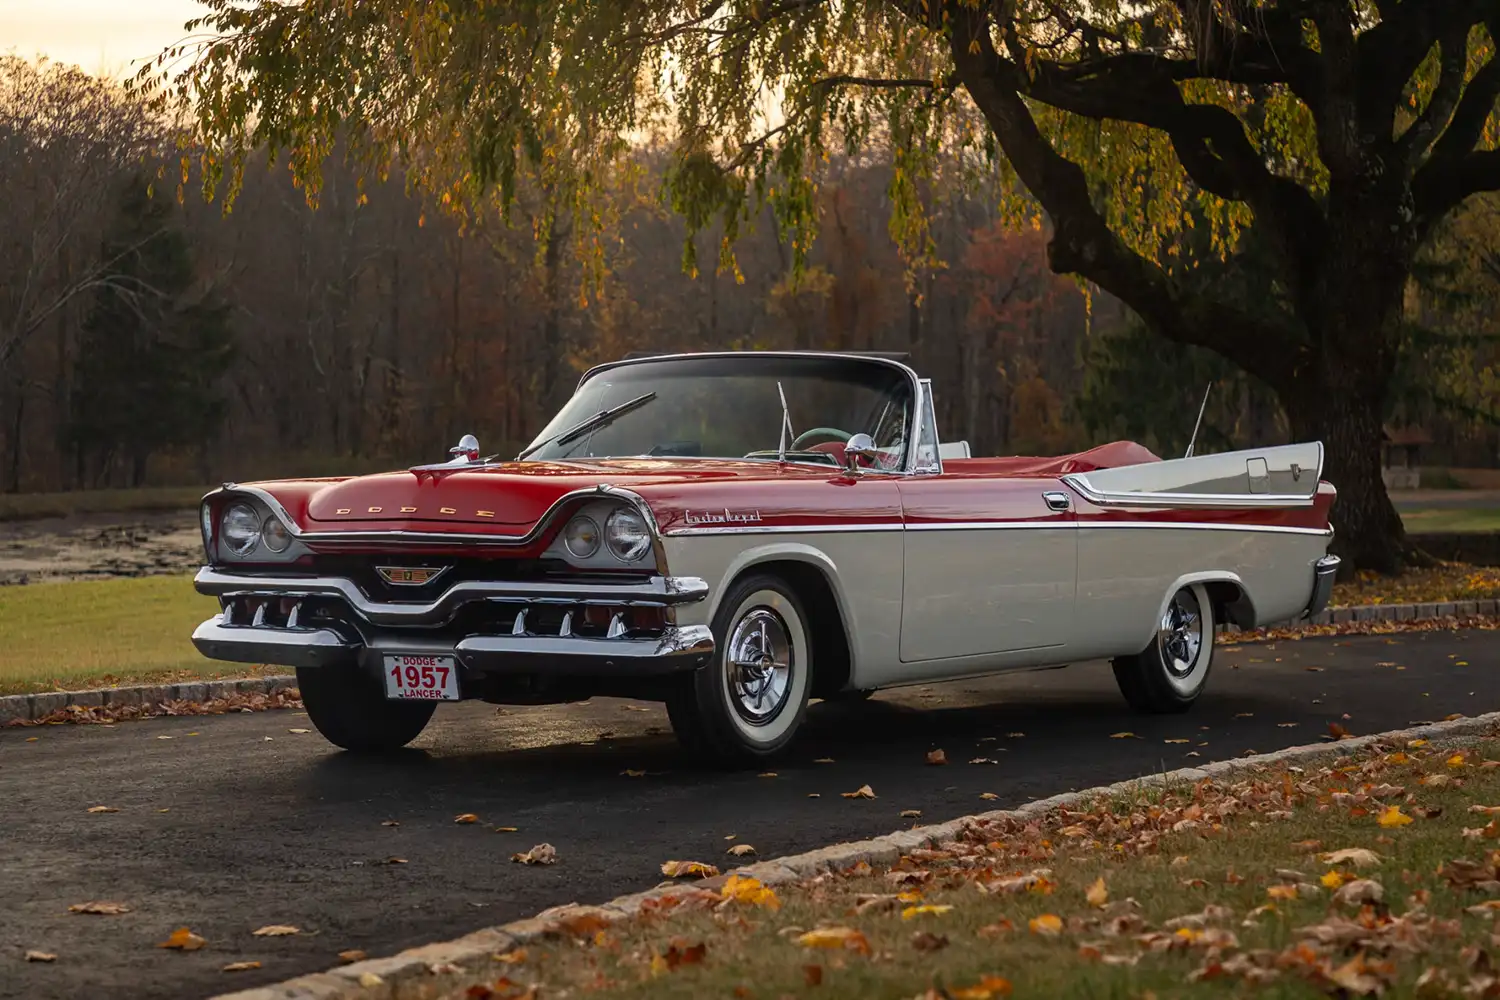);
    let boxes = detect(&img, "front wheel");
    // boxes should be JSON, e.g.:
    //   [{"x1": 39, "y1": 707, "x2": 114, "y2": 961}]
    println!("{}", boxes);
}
[
  {"x1": 666, "y1": 574, "x2": 812, "y2": 765},
  {"x1": 297, "y1": 666, "x2": 437, "y2": 752},
  {"x1": 1111, "y1": 583, "x2": 1214, "y2": 714}
]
